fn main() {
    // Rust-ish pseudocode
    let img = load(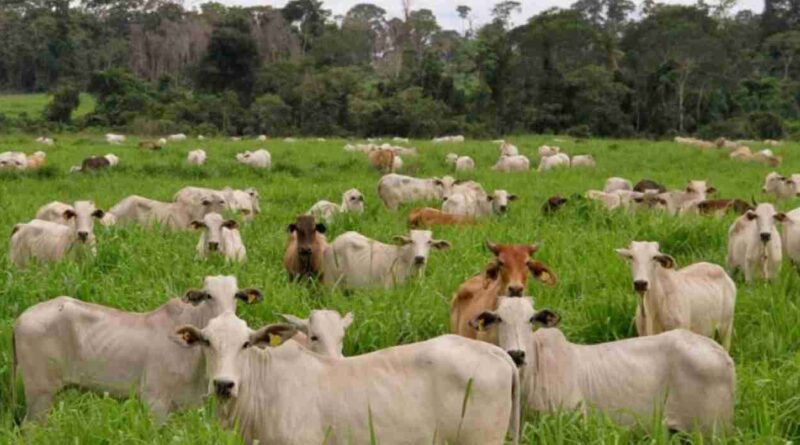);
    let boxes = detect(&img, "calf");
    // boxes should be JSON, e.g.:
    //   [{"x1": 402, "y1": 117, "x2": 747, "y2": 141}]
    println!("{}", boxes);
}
[
  {"x1": 407, "y1": 207, "x2": 474, "y2": 228},
  {"x1": 187, "y1": 149, "x2": 207, "y2": 165},
  {"x1": 500, "y1": 142, "x2": 519, "y2": 157},
  {"x1": 455, "y1": 156, "x2": 475, "y2": 171},
  {"x1": 617, "y1": 241, "x2": 736, "y2": 349},
  {"x1": 603, "y1": 177, "x2": 632, "y2": 193},
  {"x1": 279, "y1": 310, "x2": 353, "y2": 358},
  {"x1": 493, "y1": 155, "x2": 530, "y2": 172},
  {"x1": 192, "y1": 213, "x2": 246, "y2": 263},
  {"x1": 537, "y1": 145, "x2": 560, "y2": 157},
  {"x1": 26, "y1": 151, "x2": 46, "y2": 169},
  {"x1": 727, "y1": 203, "x2": 785, "y2": 282},
  {"x1": 175, "y1": 312, "x2": 519, "y2": 445},
  {"x1": 108, "y1": 193, "x2": 224, "y2": 230},
  {"x1": 13, "y1": 275, "x2": 263, "y2": 423},
  {"x1": 309, "y1": 189, "x2": 365, "y2": 224},
  {"x1": 323, "y1": 230, "x2": 450, "y2": 289},
  {"x1": 697, "y1": 199, "x2": 753, "y2": 217},
  {"x1": 368, "y1": 149, "x2": 395, "y2": 173},
  {"x1": 570, "y1": 154, "x2": 595, "y2": 167},
  {"x1": 236, "y1": 149, "x2": 271, "y2": 168},
  {"x1": 71, "y1": 154, "x2": 118, "y2": 173},
  {"x1": 473, "y1": 297, "x2": 734, "y2": 434},
  {"x1": 762, "y1": 172, "x2": 800, "y2": 199},
  {"x1": 443, "y1": 183, "x2": 517, "y2": 217},
  {"x1": 377, "y1": 174, "x2": 456, "y2": 210},
  {"x1": 175, "y1": 186, "x2": 259, "y2": 221},
  {"x1": 11, "y1": 202, "x2": 105, "y2": 267},
  {"x1": 537, "y1": 153, "x2": 570, "y2": 171},
  {"x1": 283, "y1": 215, "x2": 328, "y2": 281},
  {"x1": 450, "y1": 242, "x2": 556, "y2": 343}
]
